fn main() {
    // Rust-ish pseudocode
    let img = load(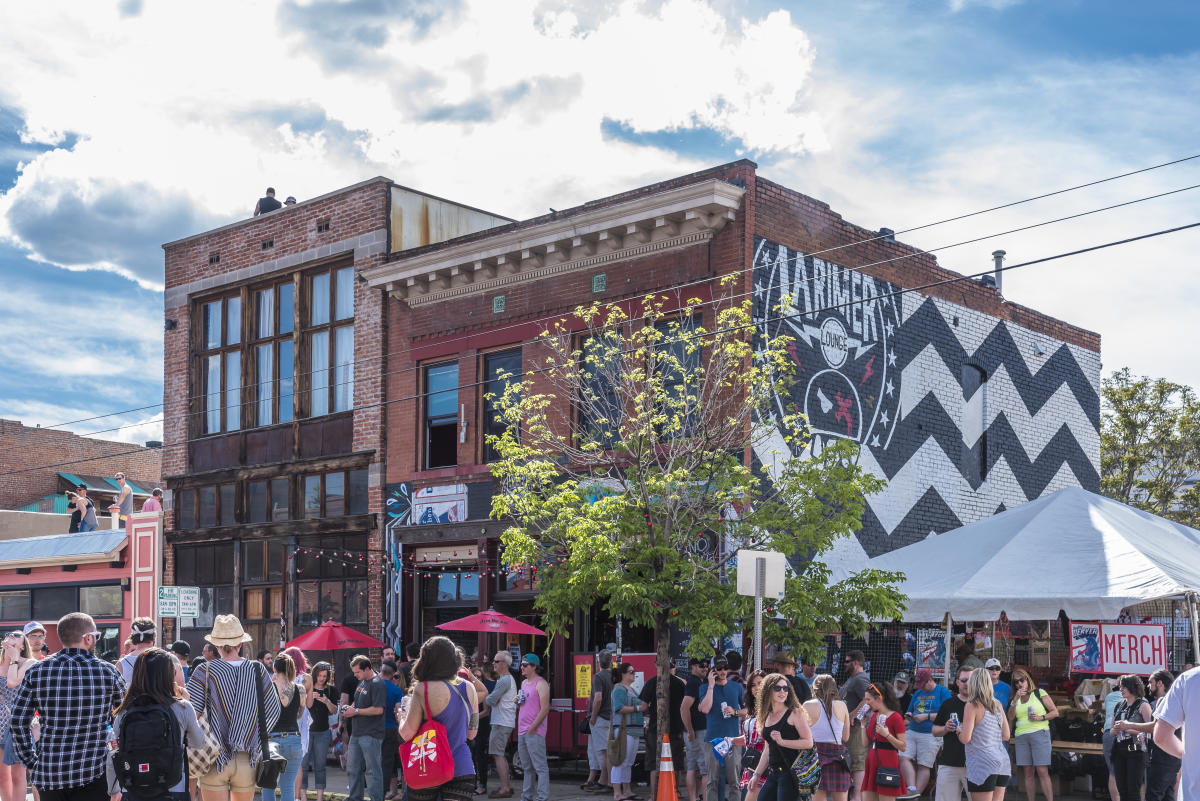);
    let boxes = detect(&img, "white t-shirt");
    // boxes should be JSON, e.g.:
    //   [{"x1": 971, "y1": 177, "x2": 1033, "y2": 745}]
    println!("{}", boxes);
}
[{"x1": 1156, "y1": 665, "x2": 1199, "y2": 801}]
